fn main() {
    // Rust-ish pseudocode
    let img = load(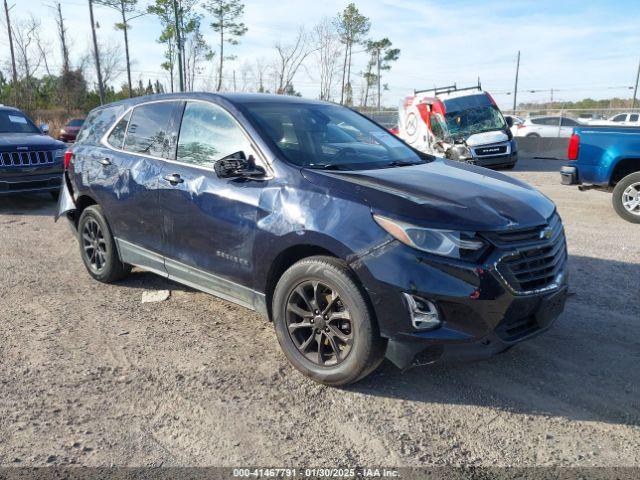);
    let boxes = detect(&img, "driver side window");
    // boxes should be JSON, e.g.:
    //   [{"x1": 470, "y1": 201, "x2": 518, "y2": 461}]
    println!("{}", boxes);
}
[{"x1": 177, "y1": 102, "x2": 251, "y2": 167}]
